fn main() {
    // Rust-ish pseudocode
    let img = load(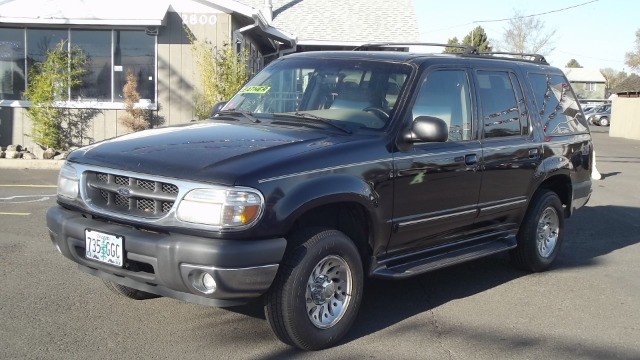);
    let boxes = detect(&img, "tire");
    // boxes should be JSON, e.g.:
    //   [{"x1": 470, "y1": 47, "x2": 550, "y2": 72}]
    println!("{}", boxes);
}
[
  {"x1": 599, "y1": 117, "x2": 609, "y2": 126},
  {"x1": 510, "y1": 190, "x2": 564, "y2": 272},
  {"x1": 102, "y1": 280, "x2": 160, "y2": 300},
  {"x1": 264, "y1": 228, "x2": 363, "y2": 350}
]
